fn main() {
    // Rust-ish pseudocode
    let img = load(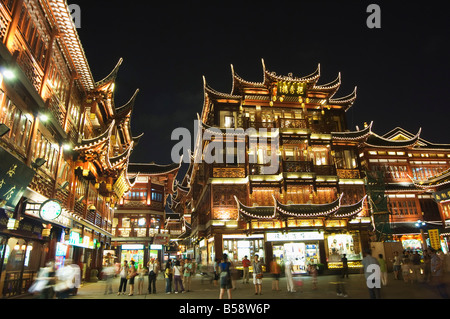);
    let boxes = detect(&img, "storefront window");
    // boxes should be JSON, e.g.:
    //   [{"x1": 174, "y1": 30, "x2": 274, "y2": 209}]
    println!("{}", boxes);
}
[
  {"x1": 0, "y1": 238, "x2": 43, "y2": 298},
  {"x1": 327, "y1": 233, "x2": 361, "y2": 262},
  {"x1": 223, "y1": 237, "x2": 265, "y2": 264}
]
